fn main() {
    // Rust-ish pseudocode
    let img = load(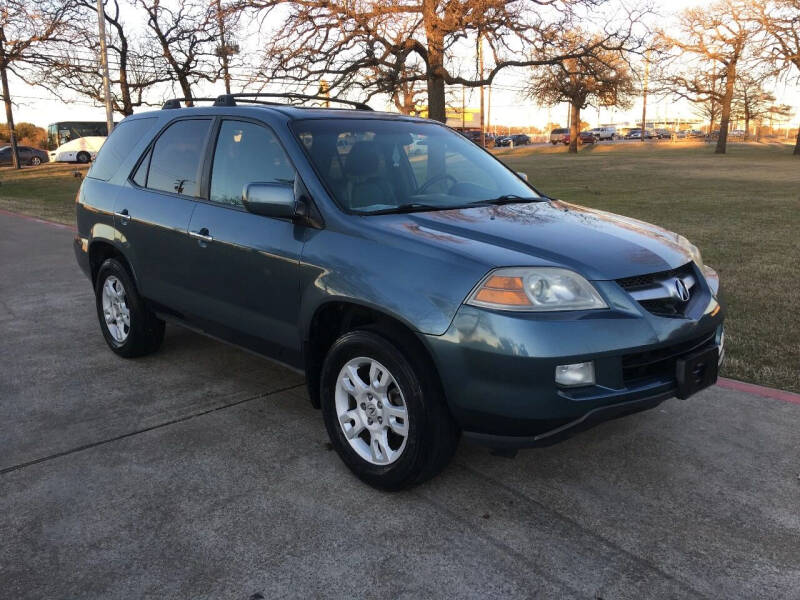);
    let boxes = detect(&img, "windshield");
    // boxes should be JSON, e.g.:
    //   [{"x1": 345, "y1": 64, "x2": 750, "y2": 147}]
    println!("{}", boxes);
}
[{"x1": 292, "y1": 119, "x2": 539, "y2": 214}]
